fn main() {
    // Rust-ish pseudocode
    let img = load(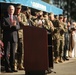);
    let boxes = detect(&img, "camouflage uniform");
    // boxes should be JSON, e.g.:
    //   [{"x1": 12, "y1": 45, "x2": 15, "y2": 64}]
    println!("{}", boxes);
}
[
  {"x1": 17, "y1": 12, "x2": 27, "y2": 69},
  {"x1": 59, "y1": 21, "x2": 65, "y2": 62},
  {"x1": 52, "y1": 19, "x2": 61, "y2": 63},
  {"x1": 43, "y1": 17, "x2": 54, "y2": 71},
  {"x1": 15, "y1": 5, "x2": 27, "y2": 70},
  {"x1": 43, "y1": 18, "x2": 54, "y2": 32}
]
